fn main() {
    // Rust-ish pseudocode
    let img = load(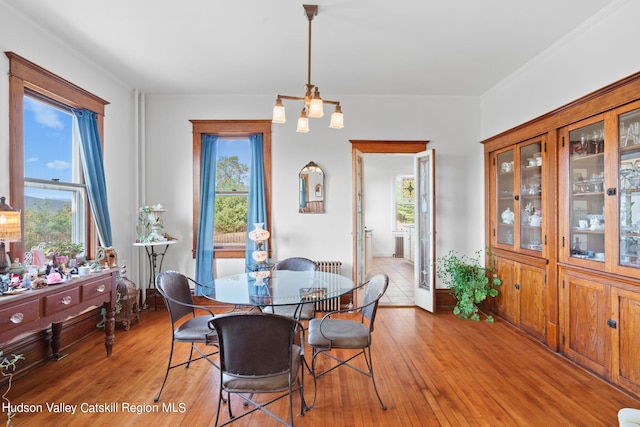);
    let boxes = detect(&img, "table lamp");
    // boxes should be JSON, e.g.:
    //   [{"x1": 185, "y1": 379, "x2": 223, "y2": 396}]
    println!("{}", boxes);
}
[
  {"x1": 0, "y1": 196, "x2": 22, "y2": 274},
  {"x1": 248, "y1": 223, "x2": 270, "y2": 264}
]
